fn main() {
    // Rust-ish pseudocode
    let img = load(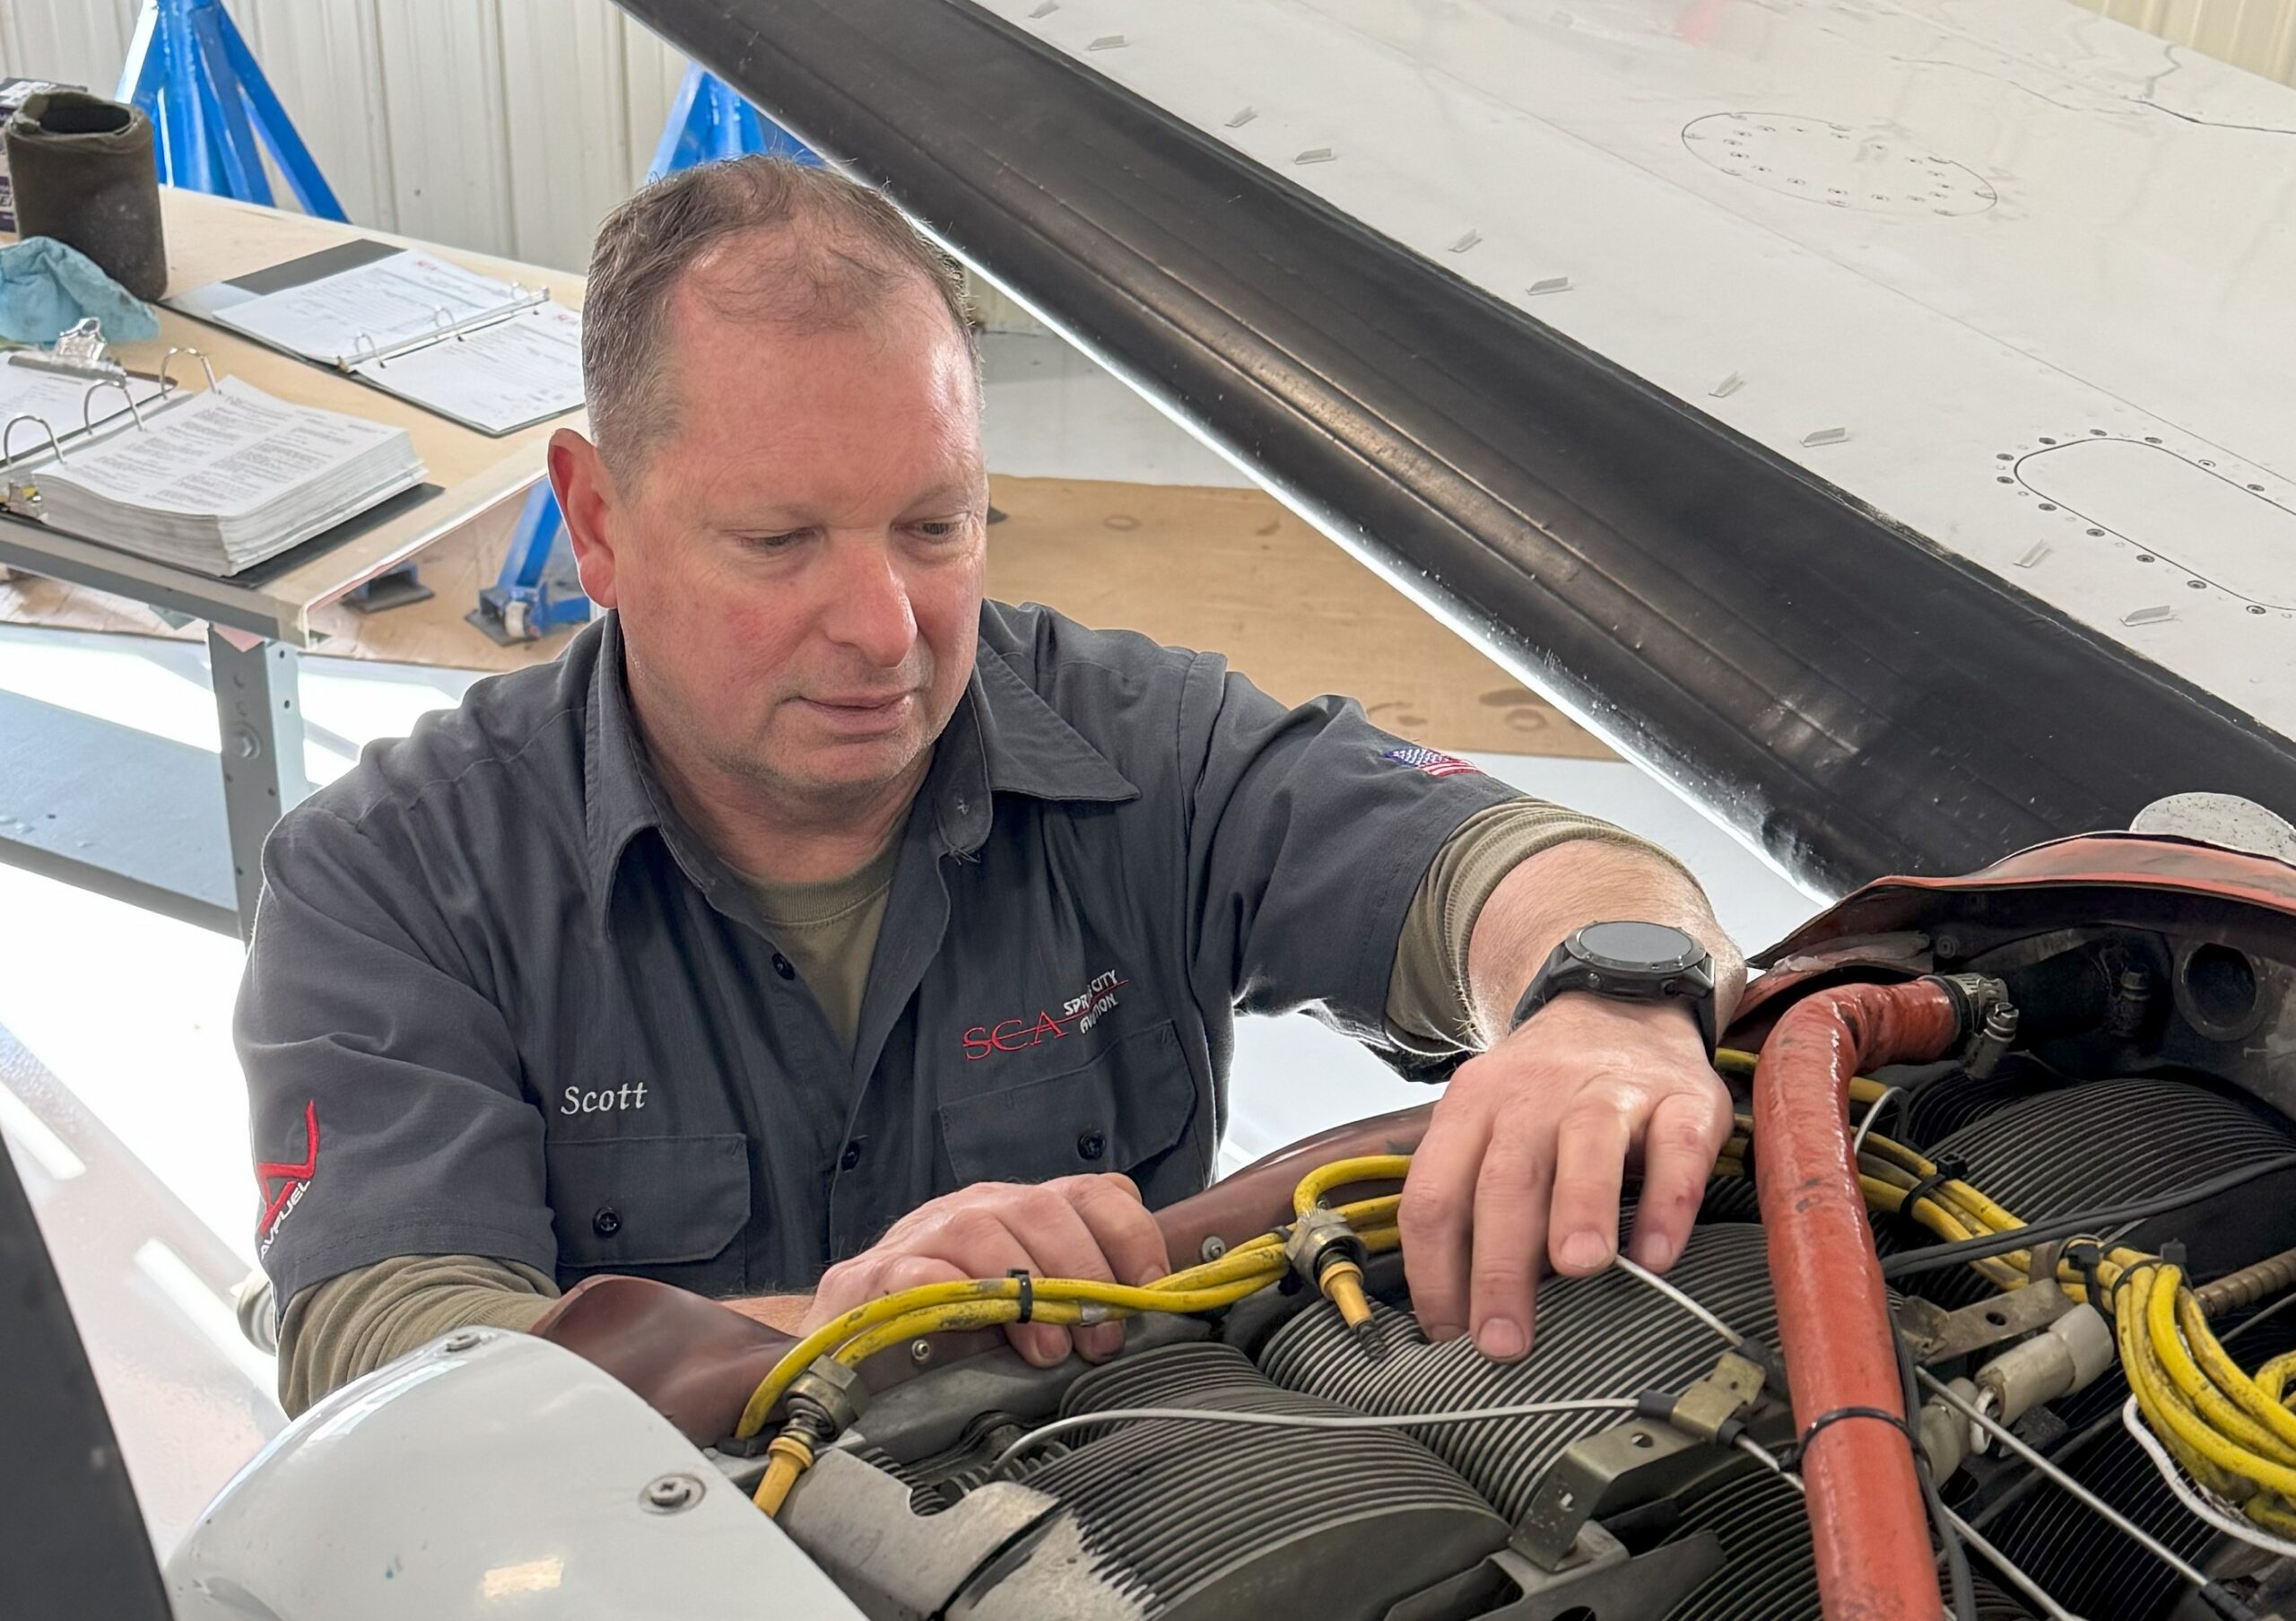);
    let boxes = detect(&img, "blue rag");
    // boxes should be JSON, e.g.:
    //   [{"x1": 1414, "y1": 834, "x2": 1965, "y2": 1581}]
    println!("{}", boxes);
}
[{"x1": 0, "y1": 236, "x2": 161, "y2": 345}]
